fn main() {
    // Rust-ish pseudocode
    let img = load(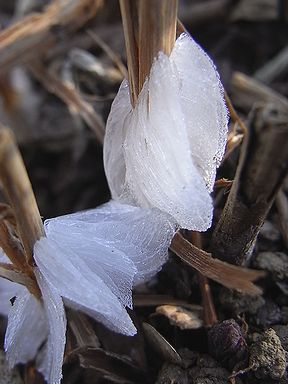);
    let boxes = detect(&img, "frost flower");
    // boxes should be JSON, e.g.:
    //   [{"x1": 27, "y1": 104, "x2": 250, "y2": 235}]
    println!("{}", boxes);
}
[
  {"x1": 0, "y1": 201, "x2": 176, "y2": 384},
  {"x1": 104, "y1": 33, "x2": 228, "y2": 231}
]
